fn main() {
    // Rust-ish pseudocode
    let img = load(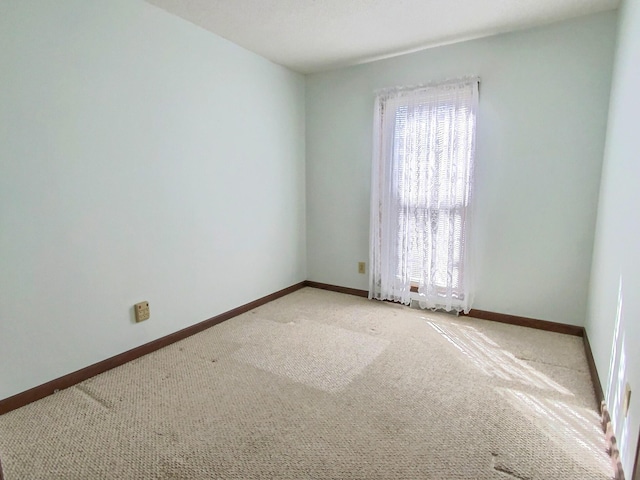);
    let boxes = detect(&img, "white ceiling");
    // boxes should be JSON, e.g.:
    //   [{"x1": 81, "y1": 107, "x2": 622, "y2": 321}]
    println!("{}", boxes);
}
[{"x1": 145, "y1": 0, "x2": 619, "y2": 74}]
